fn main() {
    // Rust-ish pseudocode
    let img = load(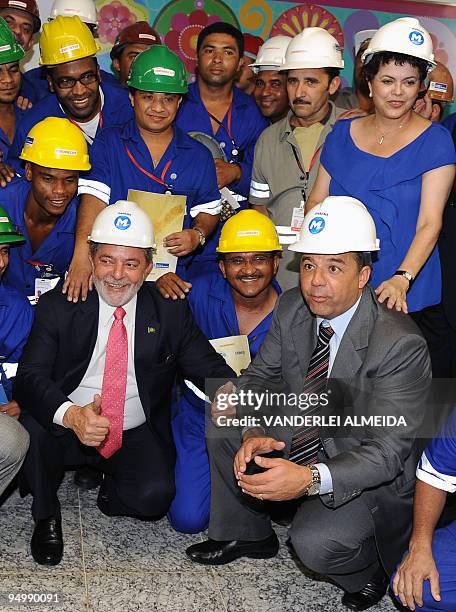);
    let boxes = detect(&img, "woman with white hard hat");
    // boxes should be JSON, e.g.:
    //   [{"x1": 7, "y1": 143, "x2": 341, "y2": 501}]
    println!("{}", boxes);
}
[{"x1": 307, "y1": 17, "x2": 455, "y2": 327}]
